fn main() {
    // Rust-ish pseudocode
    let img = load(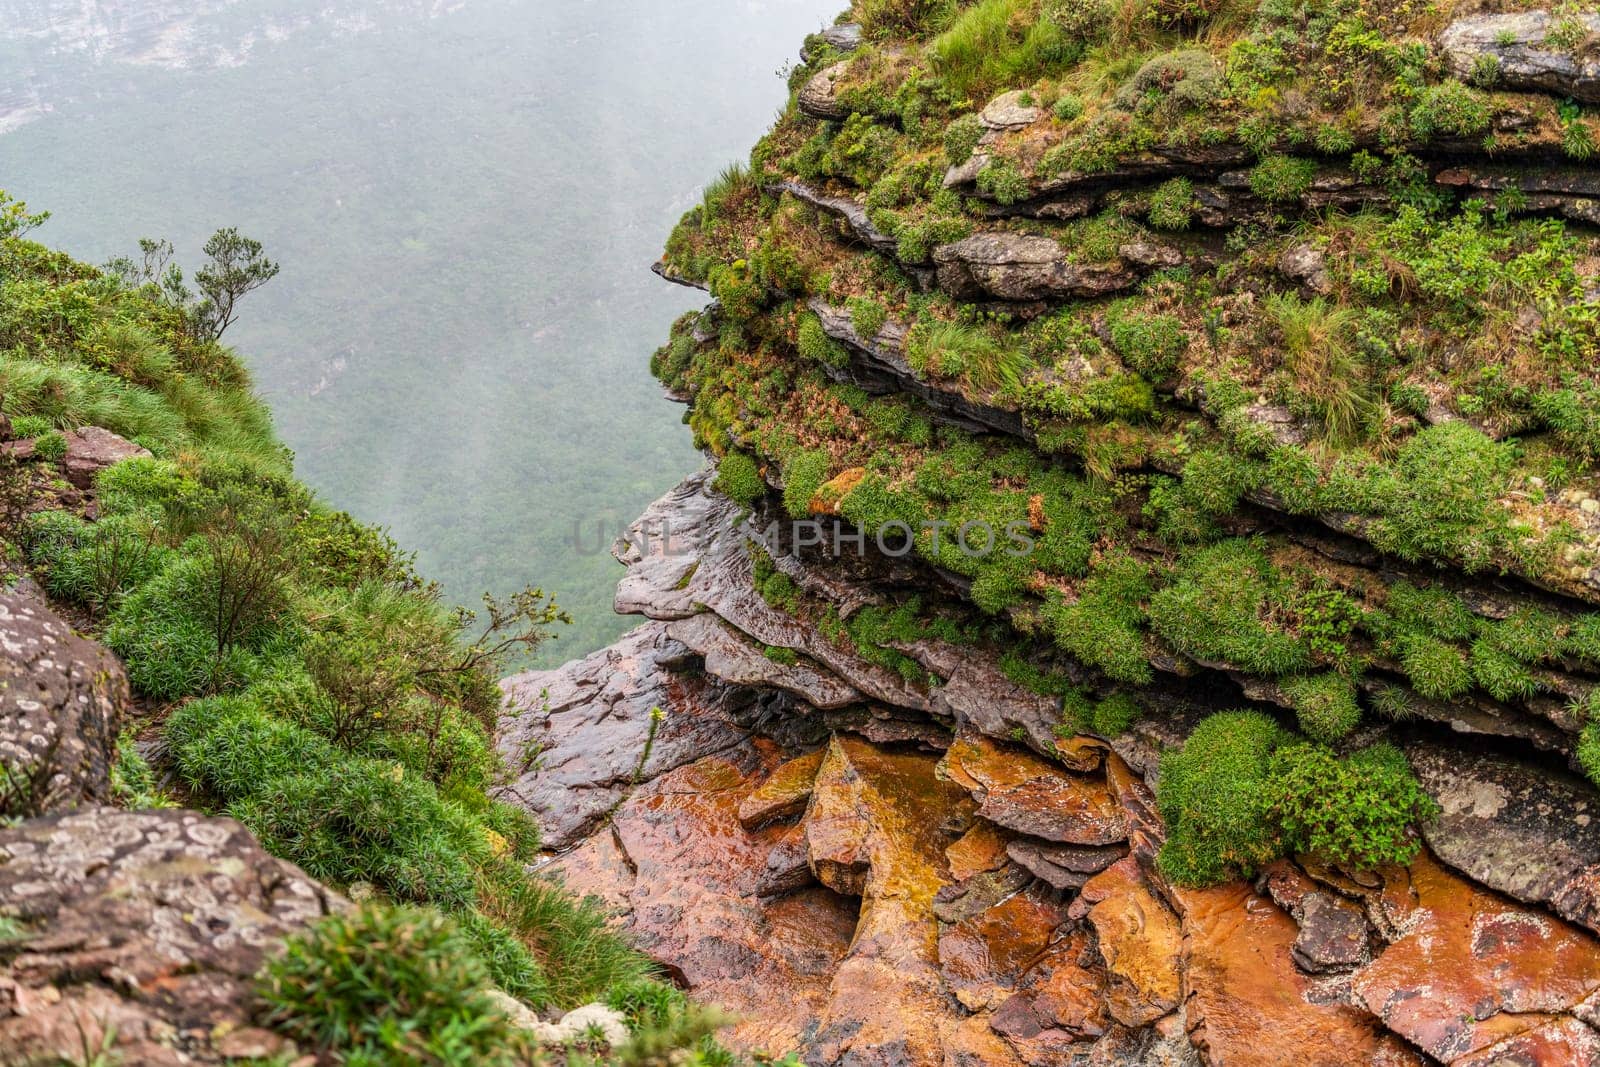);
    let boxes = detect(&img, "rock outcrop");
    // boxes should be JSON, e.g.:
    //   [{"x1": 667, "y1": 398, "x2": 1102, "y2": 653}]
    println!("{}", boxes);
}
[
  {"x1": 0, "y1": 590, "x2": 346, "y2": 1065},
  {"x1": 1439, "y1": 12, "x2": 1600, "y2": 104},
  {"x1": 1, "y1": 588, "x2": 126, "y2": 817},
  {"x1": 501, "y1": 473, "x2": 1600, "y2": 1066},
  {"x1": 0, "y1": 808, "x2": 343, "y2": 1066}
]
